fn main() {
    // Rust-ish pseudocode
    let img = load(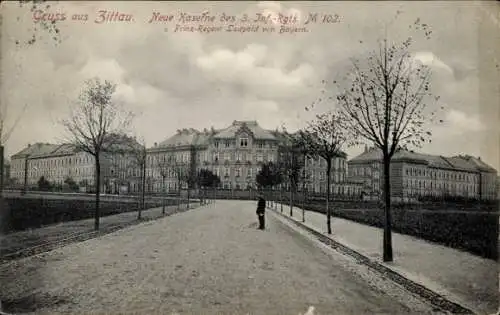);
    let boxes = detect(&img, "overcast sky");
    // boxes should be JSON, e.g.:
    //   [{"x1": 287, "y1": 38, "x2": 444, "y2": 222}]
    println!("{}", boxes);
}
[{"x1": 1, "y1": 1, "x2": 499, "y2": 170}]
